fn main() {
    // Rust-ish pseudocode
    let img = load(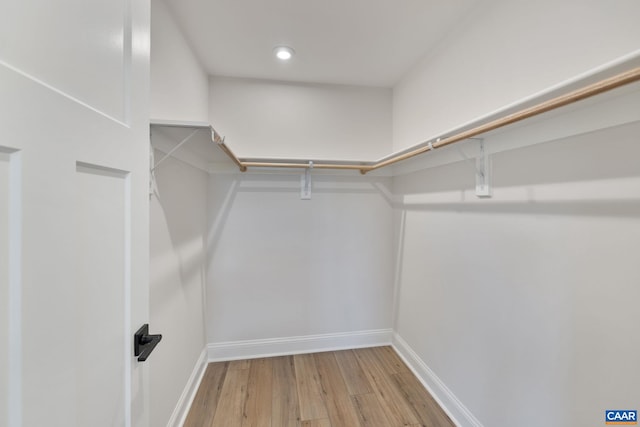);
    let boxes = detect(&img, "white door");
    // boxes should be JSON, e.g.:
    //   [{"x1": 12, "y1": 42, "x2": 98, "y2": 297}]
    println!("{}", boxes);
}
[{"x1": 0, "y1": 0, "x2": 151, "y2": 426}]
